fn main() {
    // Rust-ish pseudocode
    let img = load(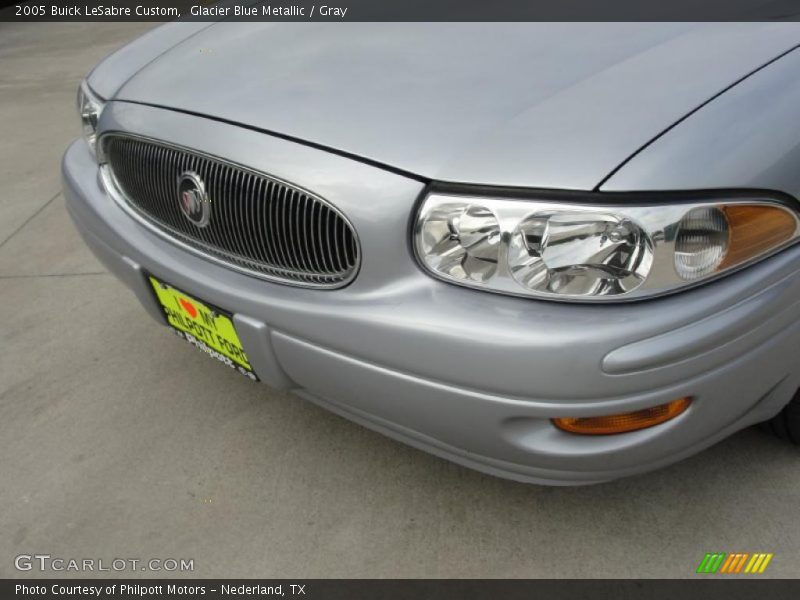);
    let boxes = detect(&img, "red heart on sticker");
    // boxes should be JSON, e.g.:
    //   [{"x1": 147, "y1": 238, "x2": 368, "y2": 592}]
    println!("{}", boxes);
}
[{"x1": 179, "y1": 298, "x2": 198, "y2": 319}]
